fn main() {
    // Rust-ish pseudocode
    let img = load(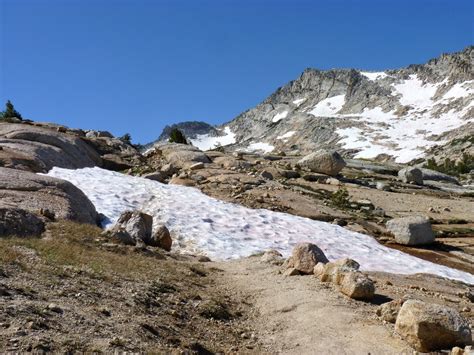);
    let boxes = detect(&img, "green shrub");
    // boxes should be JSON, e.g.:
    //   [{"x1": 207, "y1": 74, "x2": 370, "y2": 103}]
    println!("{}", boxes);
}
[
  {"x1": 331, "y1": 187, "x2": 350, "y2": 208},
  {"x1": 168, "y1": 128, "x2": 187, "y2": 144},
  {"x1": 424, "y1": 153, "x2": 474, "y2": 176},
  {"x1": 0, "y1": 100, "x2": 22, "y2": 120}
]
